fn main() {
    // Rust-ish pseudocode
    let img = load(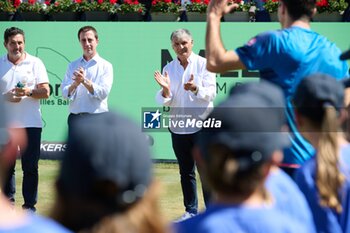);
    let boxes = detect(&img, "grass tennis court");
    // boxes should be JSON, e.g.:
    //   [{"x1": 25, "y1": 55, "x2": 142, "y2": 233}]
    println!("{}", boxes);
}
[{"x1": 13, "y1": 160, "x2": 205, "y2": 221}]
